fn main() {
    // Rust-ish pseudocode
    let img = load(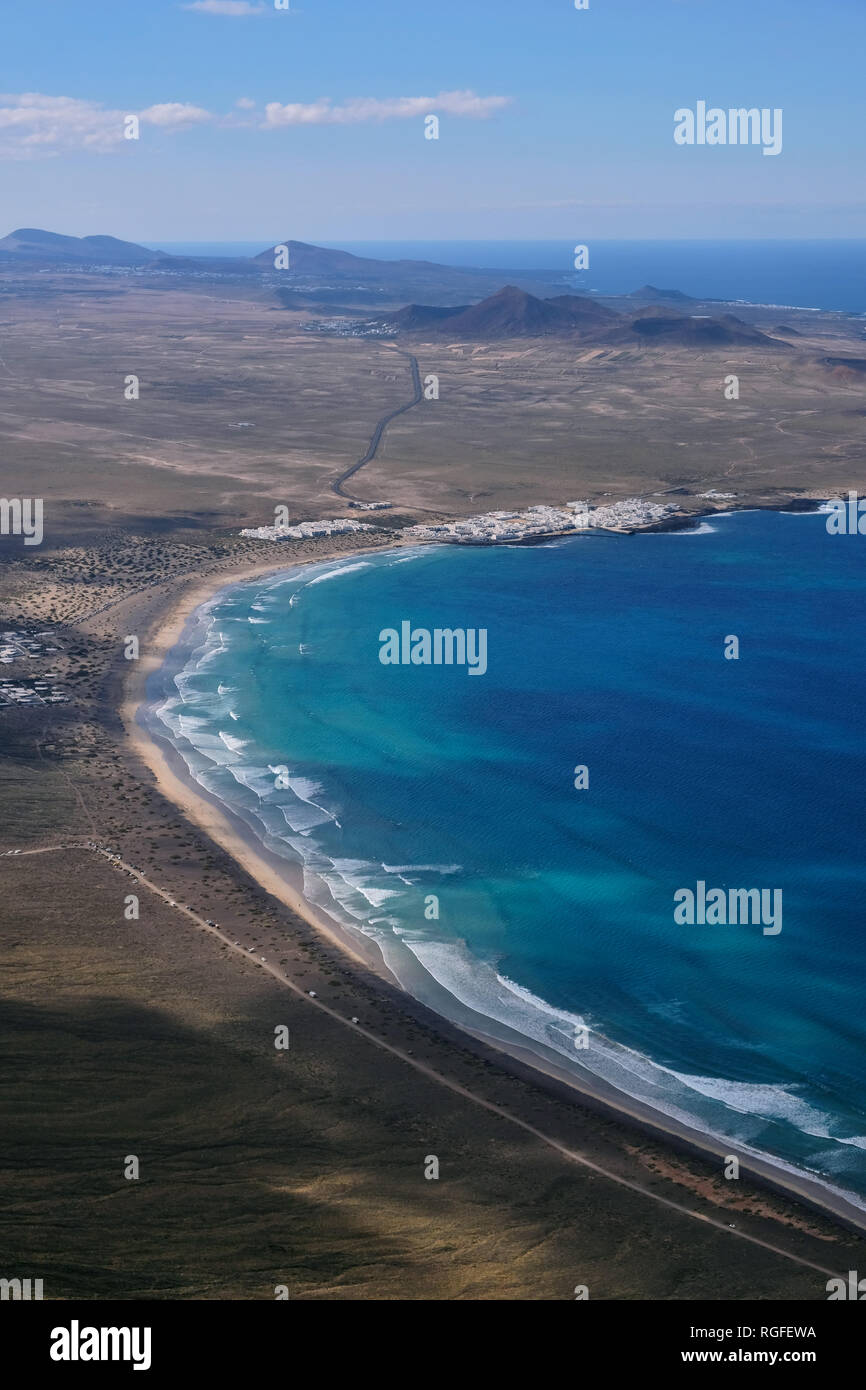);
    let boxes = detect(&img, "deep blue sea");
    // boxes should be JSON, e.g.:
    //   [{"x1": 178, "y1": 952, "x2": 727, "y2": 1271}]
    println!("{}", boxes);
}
[
  {"x1": 145, "y1": 240, "x2": 866, "y2": 314},
  {"x1": 150, "y1": 510, "x2": 866, "y2": 1208}
]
